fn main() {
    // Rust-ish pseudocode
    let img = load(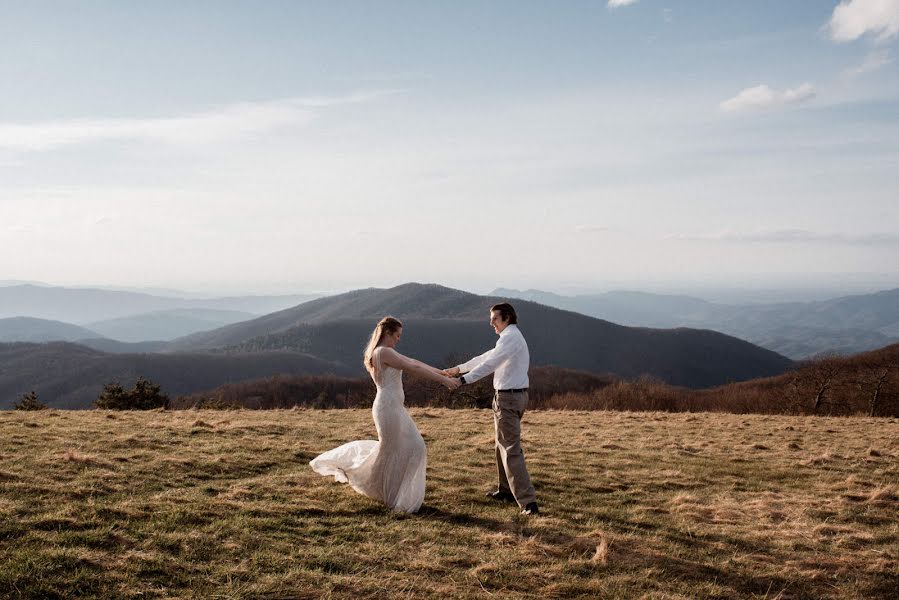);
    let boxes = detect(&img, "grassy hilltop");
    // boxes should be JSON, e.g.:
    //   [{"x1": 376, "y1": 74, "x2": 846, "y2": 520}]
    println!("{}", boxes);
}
[{"x1": 1, "y1": 409, "x2": 897, "y2": 599}]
